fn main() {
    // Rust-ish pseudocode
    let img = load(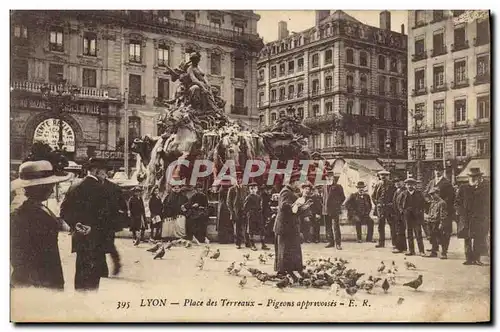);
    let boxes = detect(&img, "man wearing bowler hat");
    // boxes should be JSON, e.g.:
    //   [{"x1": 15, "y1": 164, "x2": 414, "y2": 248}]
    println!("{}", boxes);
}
[
  {"x1": 399, "y1": 177, "x2": 426, "y2": 256},
  {"x1": 372, "y1": 170, "x2": 396, "y2": 248},
  {"x1": 322, "y1": 170, "x2": 346, "y2": 250},
  {"x1": 60, "y1": 157, "x2": 110, "y2": 291},
  {"x1": 345, "y1": 181, "x2": 375, "y2": 243},
  {"x1": 455, "y1": 168, "x2": 490, "y2": 265}
]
